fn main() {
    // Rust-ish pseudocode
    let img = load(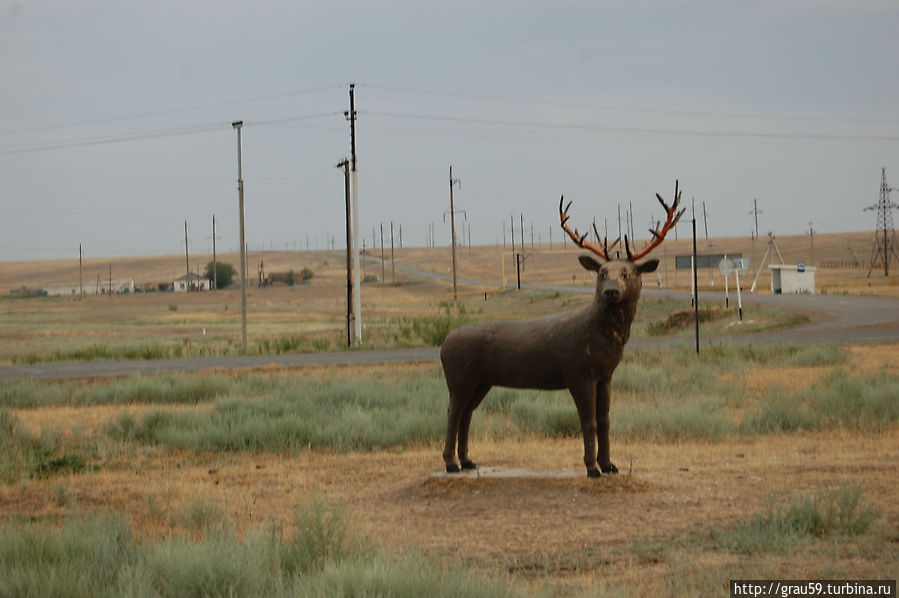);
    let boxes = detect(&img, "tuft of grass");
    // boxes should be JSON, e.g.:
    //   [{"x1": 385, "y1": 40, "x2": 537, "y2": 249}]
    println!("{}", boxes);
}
[
  {"x1": 254, "y1": 334, "x2": 333, "y2": 354},
  {"x1": 0, "y1": 373, "x2": 274, "y2": 409},
  {"x1": 616, "y1": 396, "x2": 732, "y2": 442},
  {"x1": 645, "y1": 306, "x2": 729, "y2": 336},
  {"x1": 280, "y1": 500, "x2": 368, "y2": 576},
  {"x1": 120, "y1": 376, "x2": 451, "y2": 453},
  {"x1": 713, "y1": 482, "x2": 881, "y2": 554},
  {"x1": 509, "y1": 393, "x2": 580, "y2": 438},
  {"x1": 175, "y1": 497, "x2": 225, "y2": 532},
  {"x1": 741, "y1": 369, "x2": 899, "y2": 434},
  {"x1": 0, "y1": 409, "x2": 96, "y2": 482}
]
